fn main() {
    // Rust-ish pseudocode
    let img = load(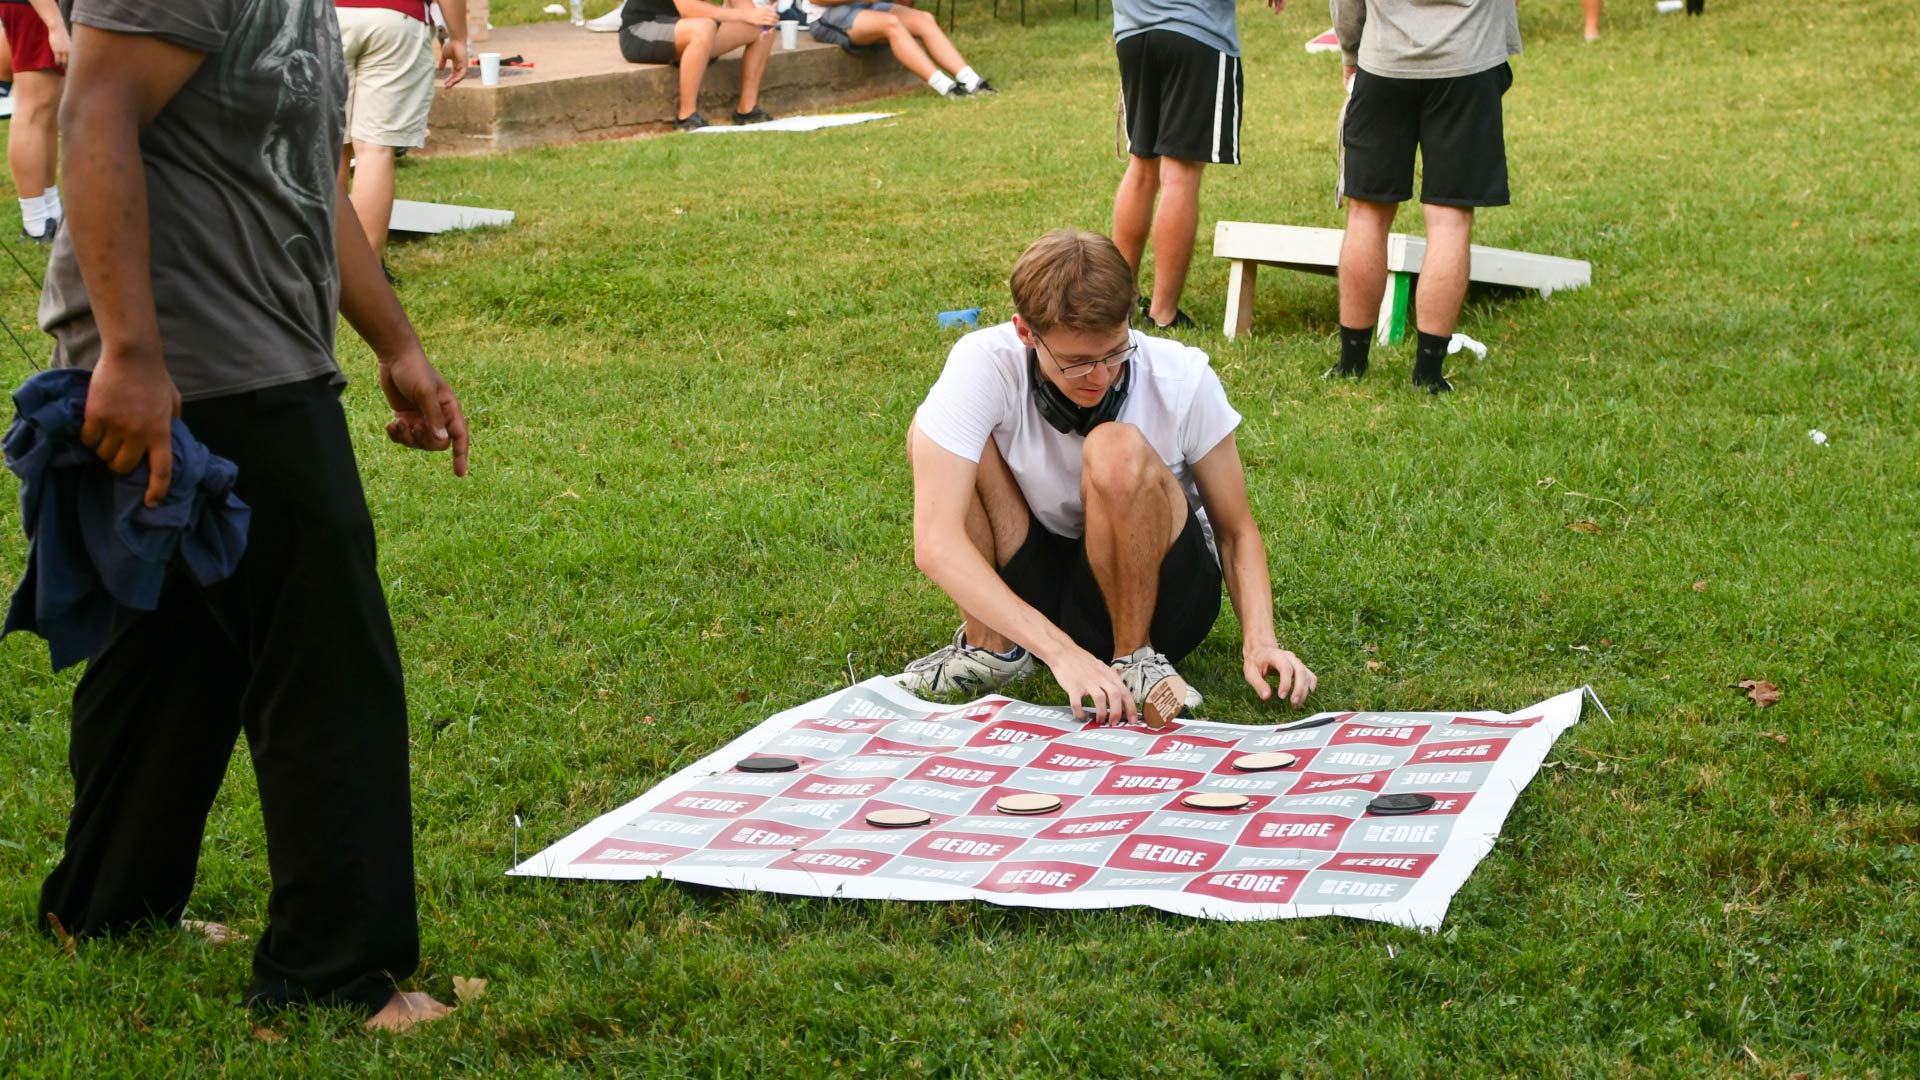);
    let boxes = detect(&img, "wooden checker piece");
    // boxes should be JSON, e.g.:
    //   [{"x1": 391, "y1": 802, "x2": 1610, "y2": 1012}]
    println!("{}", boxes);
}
[
  {"x1": 736, "y1": 755, "x2": 799, "y2": 773},
  {"x1": 1179, "y1": 792, "x2": 1251, "y2": 811},
  {"x1": 995, "y1": 793, "x2": 1063, "y2": 816},
  {"x1": 1229, "y1": 751, "x2": 1299, "y2": 772},
  {"x1": 865, "y1": 808, "x2": 933, "y2": 829}
]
